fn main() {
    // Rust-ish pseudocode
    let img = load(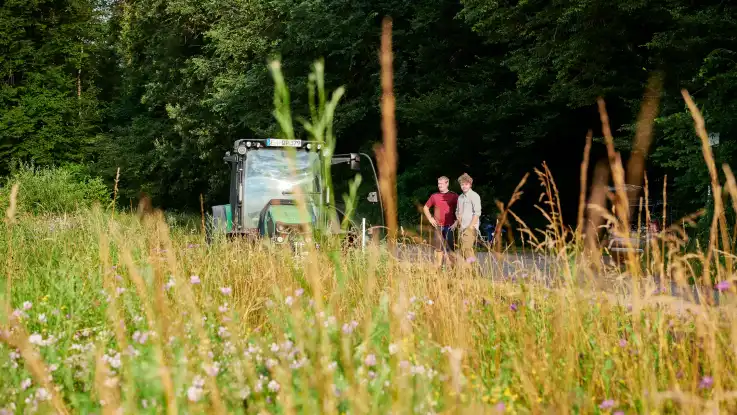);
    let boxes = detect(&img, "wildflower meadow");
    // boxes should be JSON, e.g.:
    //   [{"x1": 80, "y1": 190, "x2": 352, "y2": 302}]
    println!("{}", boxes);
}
[{"x1": 2, "y1": 22, "x2": 737, "y2": 415}]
